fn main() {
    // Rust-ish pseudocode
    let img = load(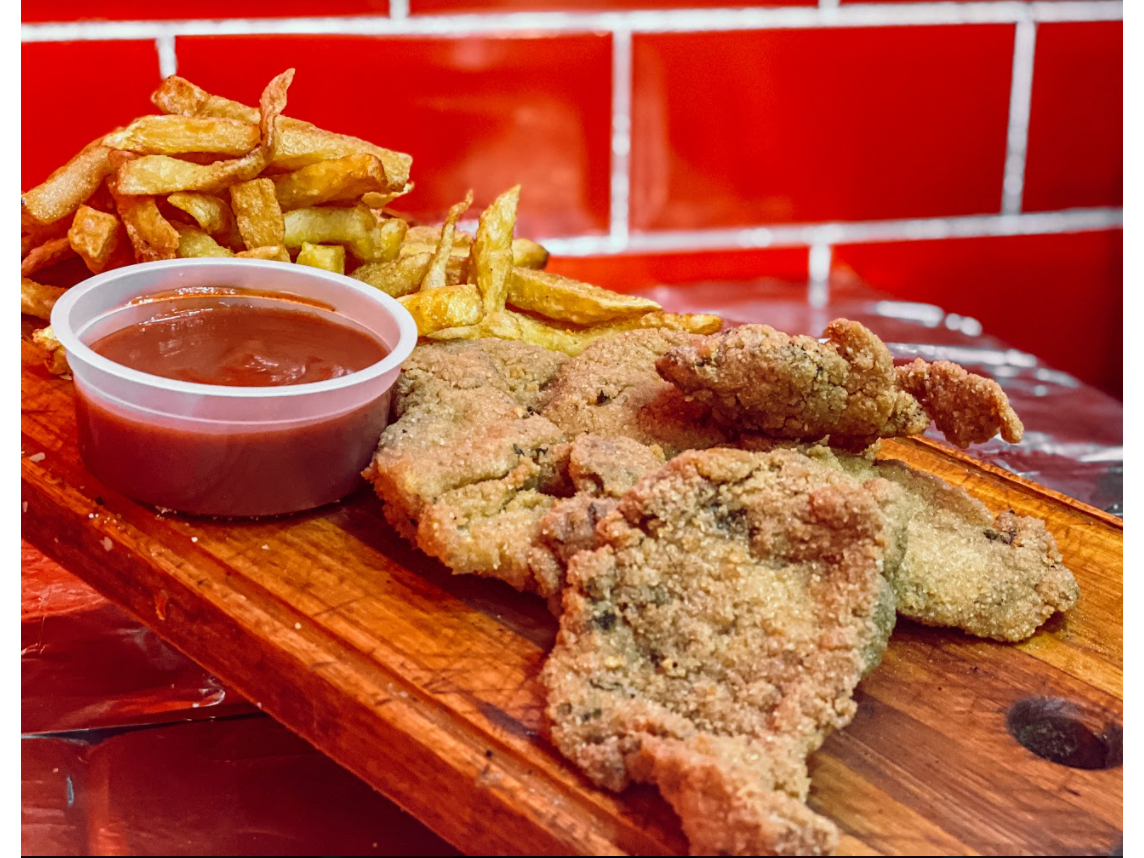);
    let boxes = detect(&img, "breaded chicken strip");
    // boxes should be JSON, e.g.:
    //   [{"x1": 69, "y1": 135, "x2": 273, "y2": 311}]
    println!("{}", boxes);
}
[
  {"x1": 896, "y1": 357, "x2": 1023, "y2": 448},
  {"x1": 541, "y1": 329, "x2": 729, "y2": 456},
  {"x1": 657, "y1": 320, "x2": 1022, "y2": 450},
  {"x1": 824, "y1": 450, "x2": 1077, "y2": 641},
  {"x1": 543, "y1": 448, "x2": 895, "y2": 856}
]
